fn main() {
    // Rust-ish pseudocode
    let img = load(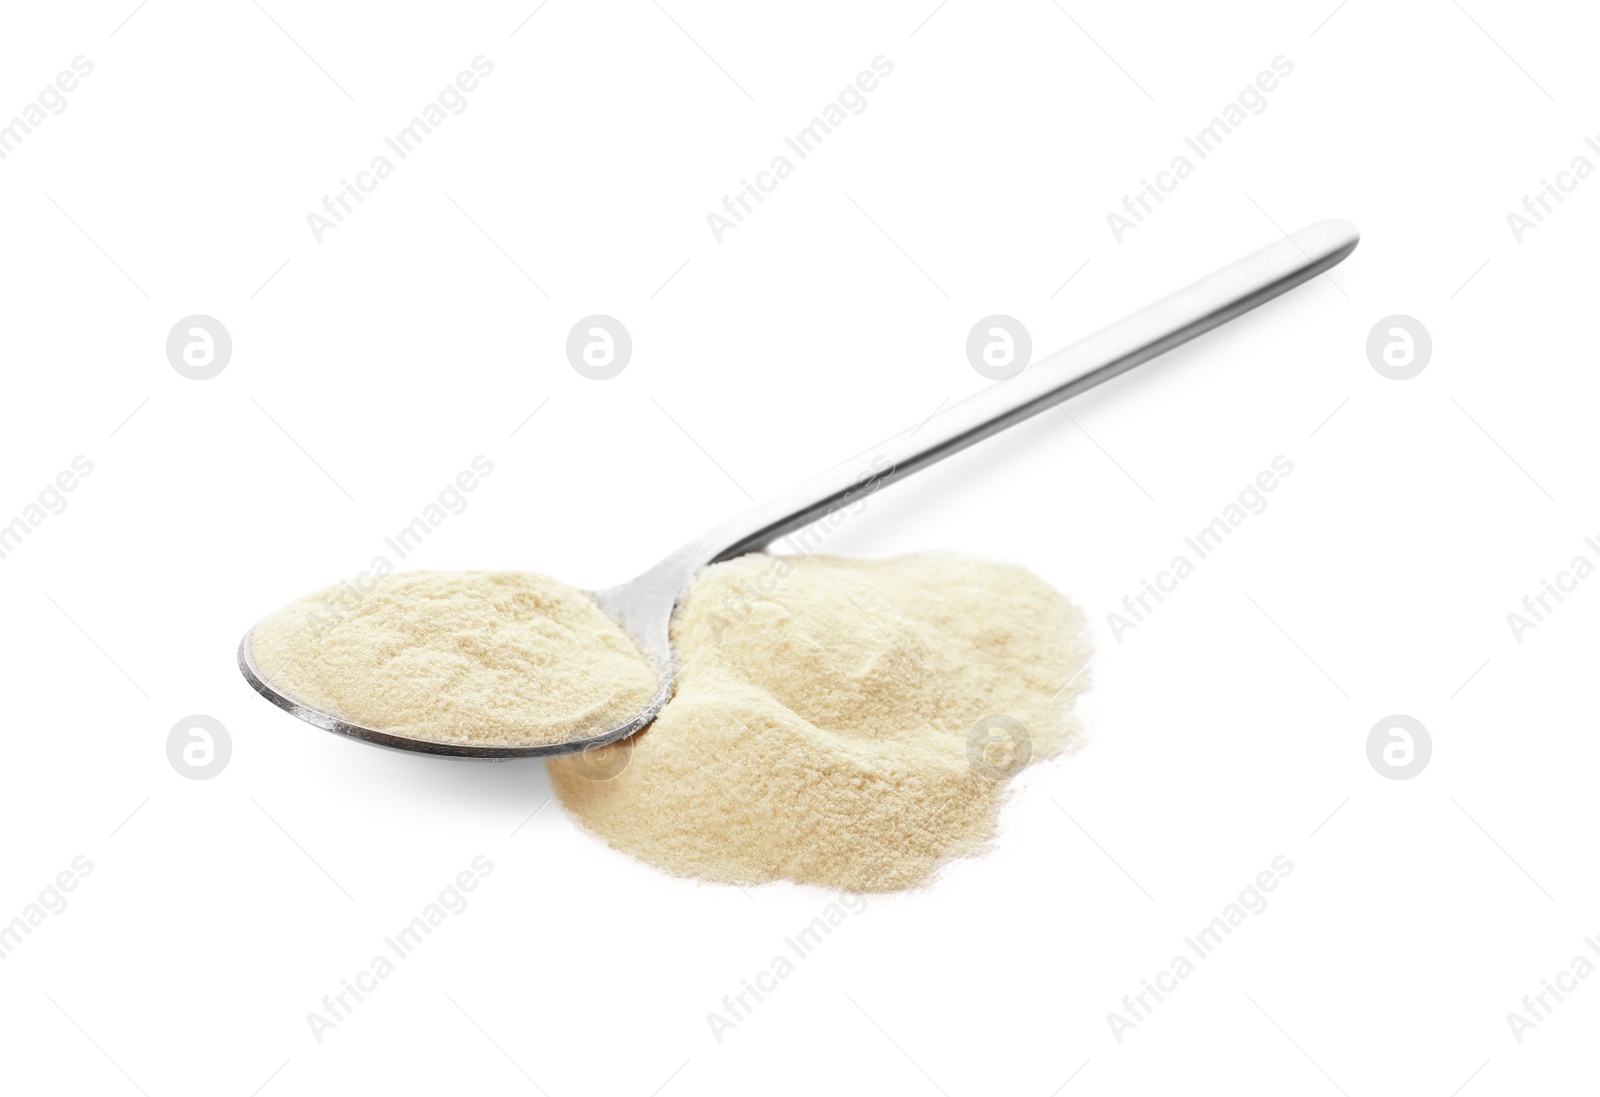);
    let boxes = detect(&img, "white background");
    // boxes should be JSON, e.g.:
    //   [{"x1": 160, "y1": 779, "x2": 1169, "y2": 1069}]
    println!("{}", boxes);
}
[{"x1": 1, "y1": 1, "x2": 1595, "y2": 1093}]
